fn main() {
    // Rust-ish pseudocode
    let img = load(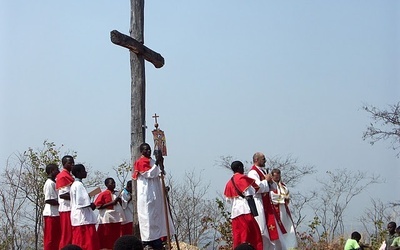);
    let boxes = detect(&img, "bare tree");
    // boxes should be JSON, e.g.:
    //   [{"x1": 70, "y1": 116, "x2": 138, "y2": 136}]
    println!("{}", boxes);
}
[
  {"x1": 268, "y1": 155, "x2": 316, "y2": 186},
  {"x1": 358, "y1": 198, "x2": 400, "y2": 248},
  {"x1": 0, "y1": 159, "x2": 28, "y2": 250},
  {"x1": 167, "y1": 170, "x2": 215, "y2": 249},
  {"x1": 112, "y1": 160, "x2": 131, "y2": 190},
  {"x1": 363, "y1": 102, "x2": 400, "y2": 156},
  {"x1": 310, "y1": 169, "x2": 382, "y2": 242}
]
